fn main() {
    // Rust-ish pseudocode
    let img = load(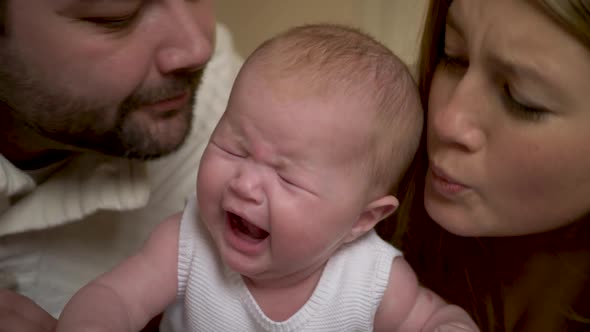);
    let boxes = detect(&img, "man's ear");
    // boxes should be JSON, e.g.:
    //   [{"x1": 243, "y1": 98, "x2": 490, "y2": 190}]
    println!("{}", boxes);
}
[{"x1": 345, "y1": 195, "x2": 398, "y2": 243}]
